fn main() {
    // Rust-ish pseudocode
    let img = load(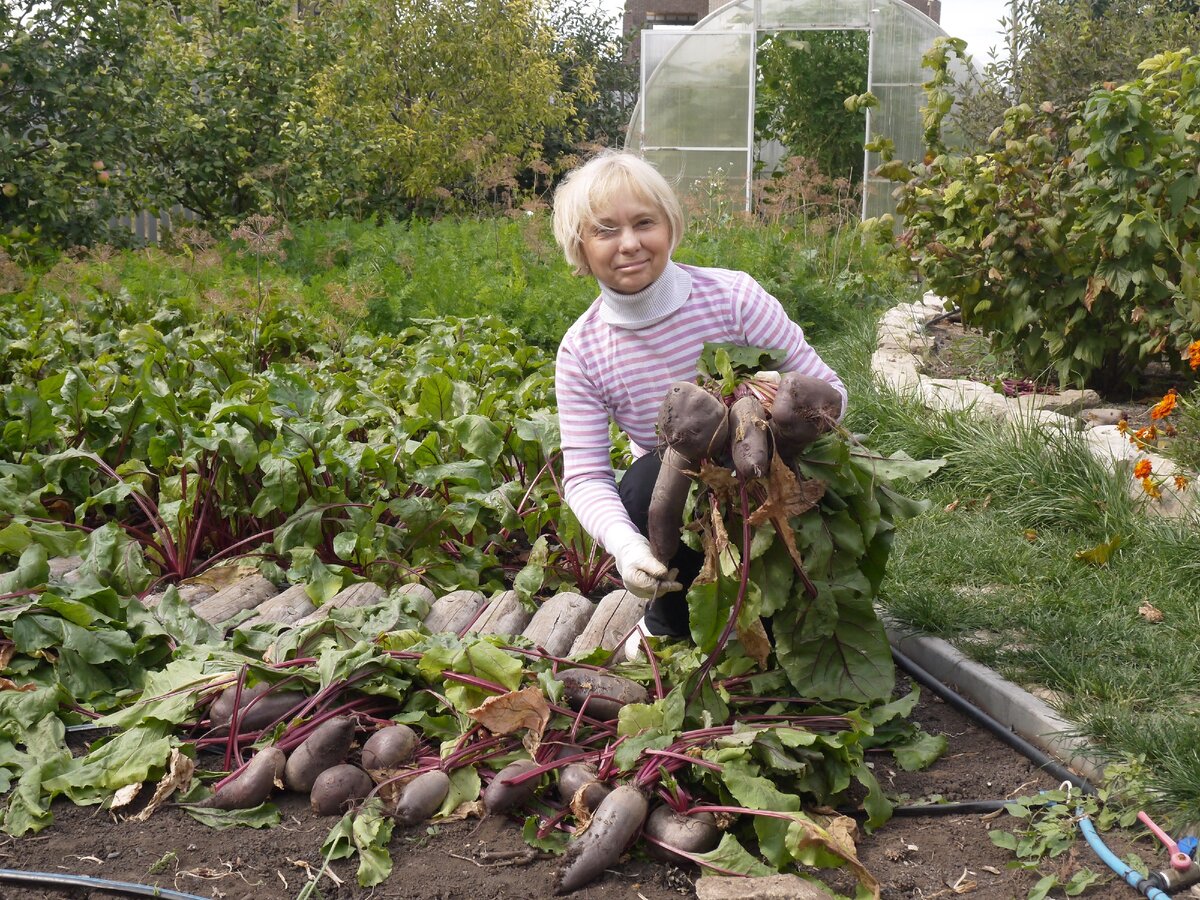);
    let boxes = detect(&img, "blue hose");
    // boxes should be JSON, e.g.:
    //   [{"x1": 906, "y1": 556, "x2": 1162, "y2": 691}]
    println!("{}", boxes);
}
[
  {"x1": 0, "y1": 867, "x2": 209, "y2": 899},
  {"x1": 1078, "y1": 813, "x2": 1170, "y2": 900}
]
